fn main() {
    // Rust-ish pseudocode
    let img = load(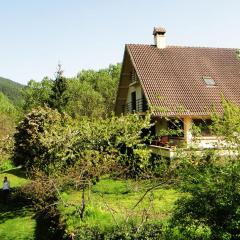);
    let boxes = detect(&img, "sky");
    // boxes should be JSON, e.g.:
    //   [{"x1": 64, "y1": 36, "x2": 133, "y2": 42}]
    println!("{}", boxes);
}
[{"x1": 0, "y1": 0, "x2": 240, "y2": 85}]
